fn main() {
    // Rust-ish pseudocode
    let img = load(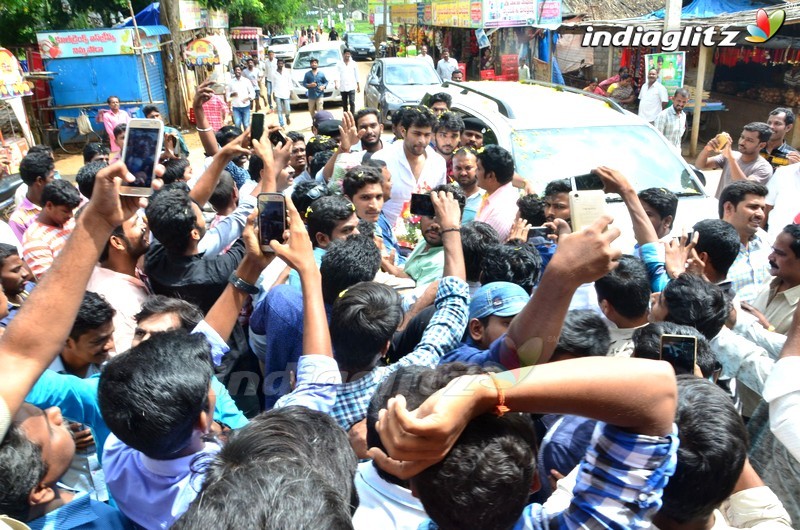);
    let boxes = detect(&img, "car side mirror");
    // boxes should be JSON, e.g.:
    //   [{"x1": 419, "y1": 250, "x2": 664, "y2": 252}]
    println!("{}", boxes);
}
[
  {"x1": 369, "y1": 78, "x2": 380, "y2": 86},
  {"x1": 689, "y1": 165, "x2": 707, "y2": 186}
]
